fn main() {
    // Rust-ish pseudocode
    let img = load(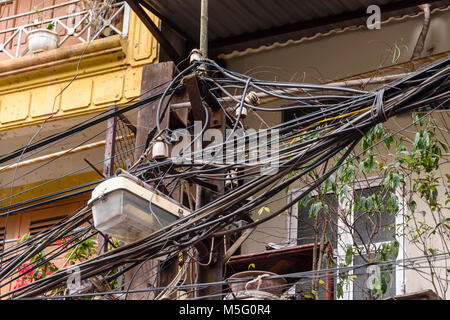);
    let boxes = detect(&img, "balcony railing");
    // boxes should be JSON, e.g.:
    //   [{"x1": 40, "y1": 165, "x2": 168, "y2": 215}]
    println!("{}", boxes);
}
[{"x1": 0, "y1": 0, "x2": 130, "y2": 61}]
